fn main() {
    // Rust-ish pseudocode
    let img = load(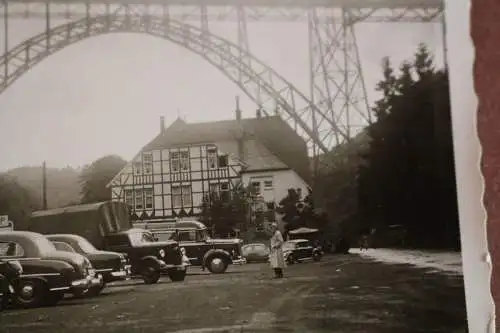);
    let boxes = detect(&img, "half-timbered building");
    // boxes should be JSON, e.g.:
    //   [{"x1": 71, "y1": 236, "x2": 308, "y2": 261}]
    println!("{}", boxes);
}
[{"x1": 107, "y1": 100, "x2": 311, "y2": 222}]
